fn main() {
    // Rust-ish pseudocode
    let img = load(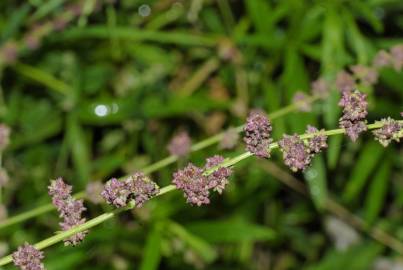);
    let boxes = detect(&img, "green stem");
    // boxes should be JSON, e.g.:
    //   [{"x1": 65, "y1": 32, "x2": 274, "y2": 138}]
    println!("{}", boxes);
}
[
  {"x1": 0, "y1": 120, "x2": 398, "y2": 266},
  {"x1": 0, "y1": 96, "x2": 318, "y2": 229}
]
